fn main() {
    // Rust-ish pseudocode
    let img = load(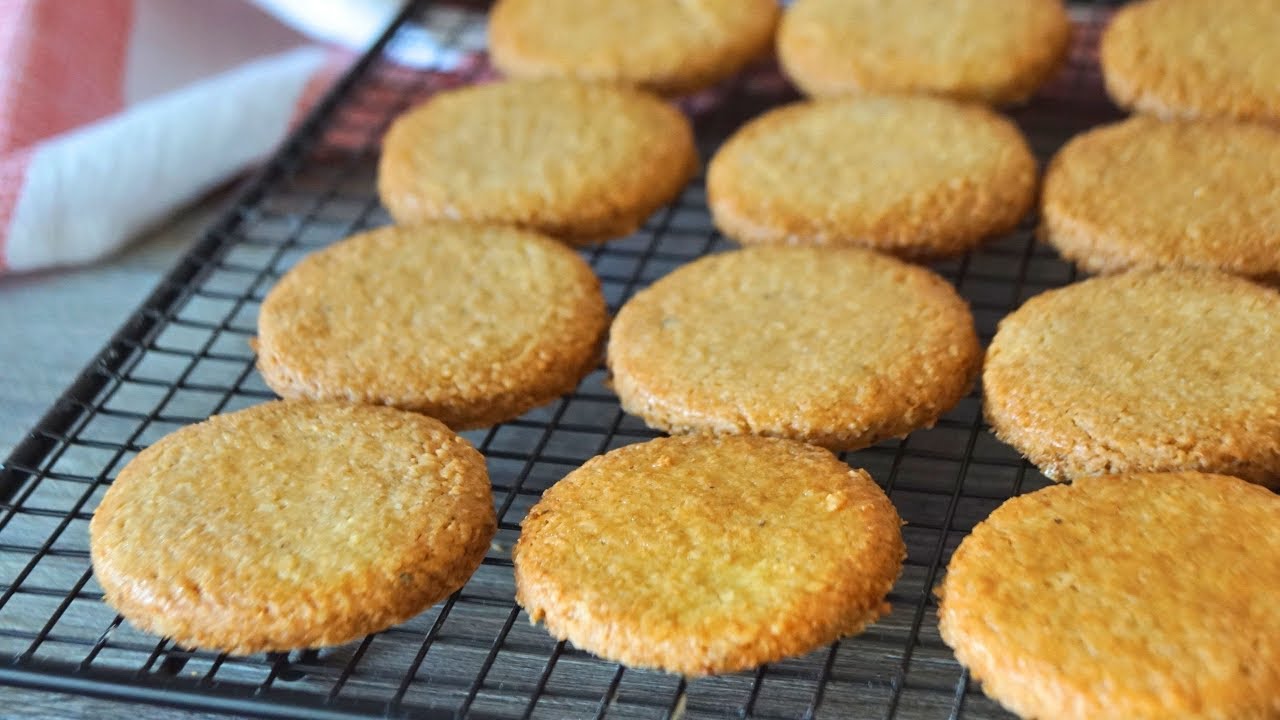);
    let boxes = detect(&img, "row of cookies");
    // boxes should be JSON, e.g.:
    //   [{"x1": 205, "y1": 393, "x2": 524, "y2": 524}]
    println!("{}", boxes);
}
[
  {"x1": 775, "y1": 0, "x2": 1280, "y2": 125},
  {"x1": 710, "y1": 98, "x2": 1280, "y2": 279},
  {"x1": 378, "y1": 75, "x2": 1041, "y2": 261},
  {"x1": 489, "y1": 0, "x2": 1072, "y2": 105},
  {"x1": 493, "y1": 0, "x2": 1280, "y2": 126}
]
